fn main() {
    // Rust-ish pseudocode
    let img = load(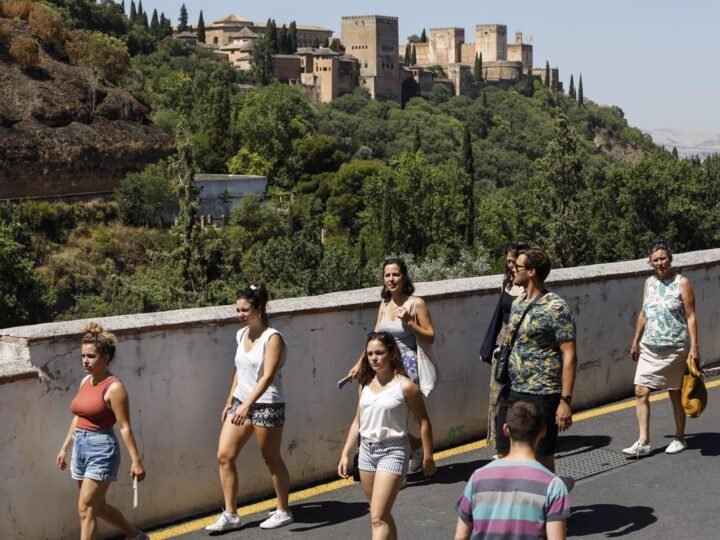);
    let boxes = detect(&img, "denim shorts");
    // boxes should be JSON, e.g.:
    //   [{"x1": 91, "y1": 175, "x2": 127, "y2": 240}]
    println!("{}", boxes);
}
[
  {"x1": 71, "y1": 428, "x2": 121, "y2": 482},
  {"x1": 358, "y1": 437, "x2": 410, "y2": 476}
]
